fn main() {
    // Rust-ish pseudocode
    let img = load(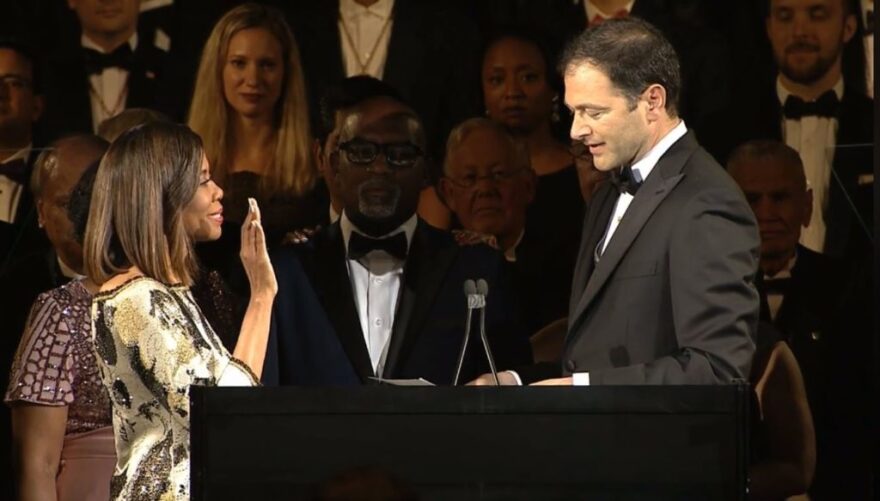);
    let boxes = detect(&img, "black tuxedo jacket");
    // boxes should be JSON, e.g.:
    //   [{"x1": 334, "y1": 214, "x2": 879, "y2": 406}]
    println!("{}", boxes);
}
[
  {"x1": 523, "y1": 131, "x2": 760, "y2": 384},
  {"x1": 40, "y1": 33, "x2": 169, "y2": 140},
  {"x1": 731, "y1": 84, "x2": 873, "y2": 258},
  {"x1": 0, "y1": 149, "x2": 47, "y2": 271},
  {"x1": 263, "y1": 219, "x2": 532, "y2": 386},
  {"x1": 284, "y1": 0, "x2": 482, "y2": 162},
  {"x1": 761, "y1": 245, "x2": 873, "y2": 499}
]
